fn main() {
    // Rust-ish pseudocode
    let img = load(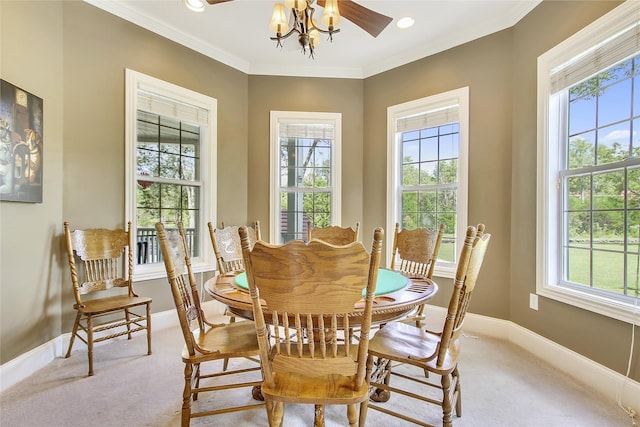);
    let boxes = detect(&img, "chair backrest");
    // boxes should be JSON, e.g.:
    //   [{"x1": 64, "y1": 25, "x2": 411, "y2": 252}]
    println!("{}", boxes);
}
[
  {"x1": 240, "y1": 226, "x2": 383, "y2": 387},
  {"x1": 307, "y1": 221, "x2": 360, "y2": 245},
  {"x1": 64, "y1": 222, "x2": 134, "y2": 305},
  {"x1": 436, "y1": 224, "x2": 490, "y2": 367},
  {"x1": 390, "y1": 223, "x2": 445, "y2": 278},
  {"x1": 156, "y1": 222, "x2": 206, "y2": 356},
  {"x1": 208, "y1": 221, "x2": 261, "y2": 274}
]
